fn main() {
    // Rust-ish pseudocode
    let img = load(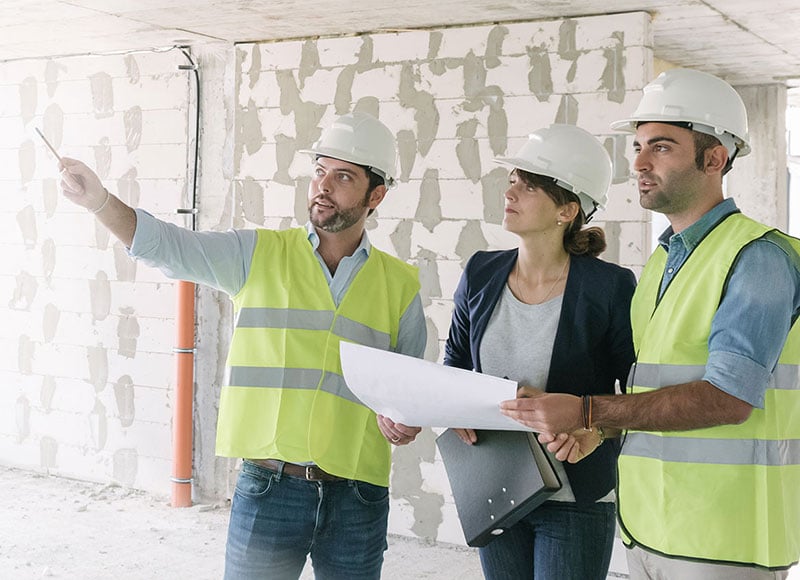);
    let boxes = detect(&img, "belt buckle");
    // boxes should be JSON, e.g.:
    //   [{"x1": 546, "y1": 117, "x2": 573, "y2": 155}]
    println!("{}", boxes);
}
[{"x1": 305, "y1": 465, "x2": 316, "y2": 480}]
